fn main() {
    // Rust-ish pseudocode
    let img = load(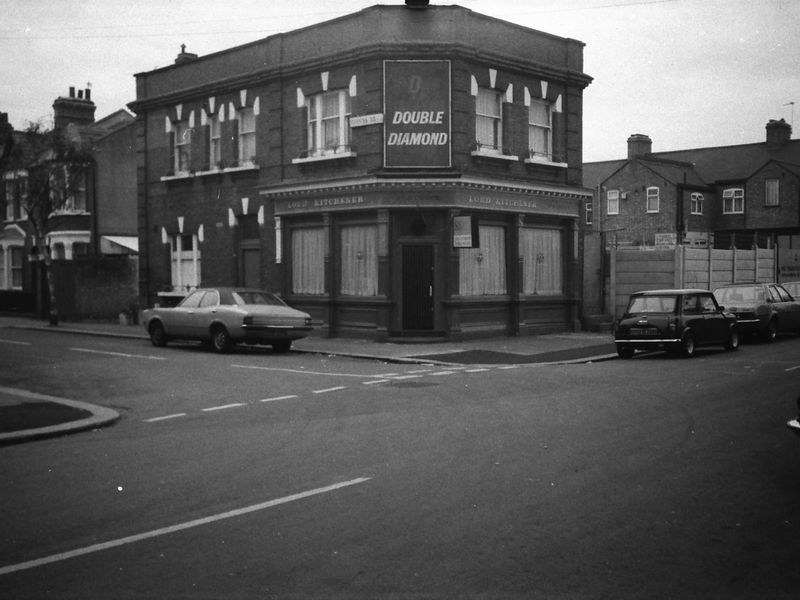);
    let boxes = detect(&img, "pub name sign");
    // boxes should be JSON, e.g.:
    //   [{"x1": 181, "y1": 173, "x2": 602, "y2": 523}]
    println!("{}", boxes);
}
[{"x1": 383, "y1": 60, "x2": 451, "y2": 168}]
